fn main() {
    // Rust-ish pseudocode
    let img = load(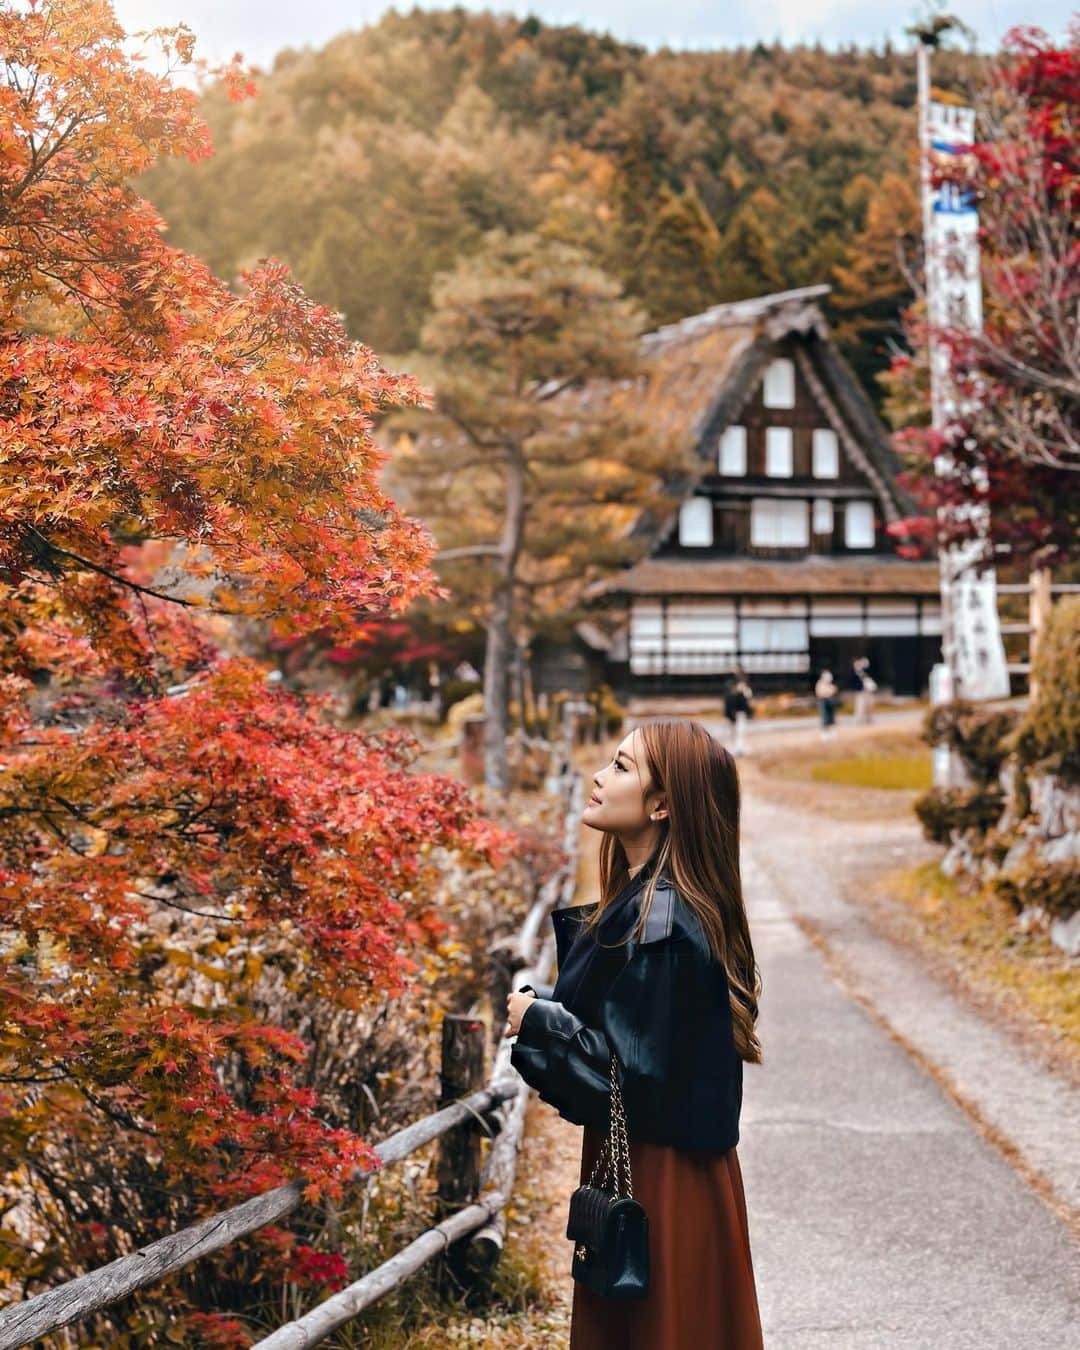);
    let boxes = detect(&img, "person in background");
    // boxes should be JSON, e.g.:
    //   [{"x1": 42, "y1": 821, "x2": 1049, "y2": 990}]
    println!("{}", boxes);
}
[
  {"x1": 453, "y1": 658, "x2": 481, "y2": 683},
  {"x1": 426, "y1": 660, "x2": 442, "y2": 713},
  {"x1": 723, "y1": 670, "x2": 754, "y2": 757},
  {"x1": 815, "y1": 668, "x2": 839, "y2": 740},
  {"x1": 850, "y1": 657, "x2": 877, "y2": 724}
]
